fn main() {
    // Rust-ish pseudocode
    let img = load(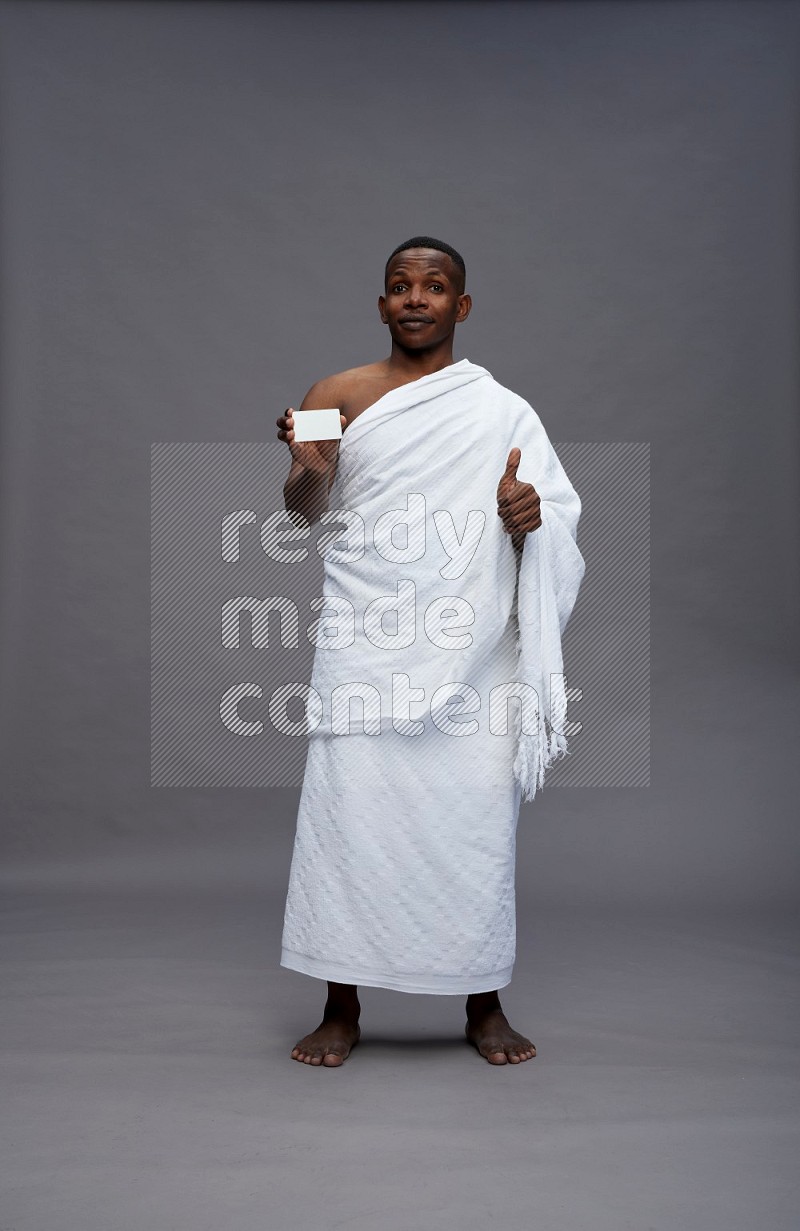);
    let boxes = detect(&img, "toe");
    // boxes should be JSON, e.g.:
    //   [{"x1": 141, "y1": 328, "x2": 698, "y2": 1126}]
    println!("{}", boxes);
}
[
  {"x1": 323, "y1": 1051, "x2": 344, "y2": 1066},
  {"x1": 486, "y1": 1047, "x2": 508, "y2": 1064}
]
